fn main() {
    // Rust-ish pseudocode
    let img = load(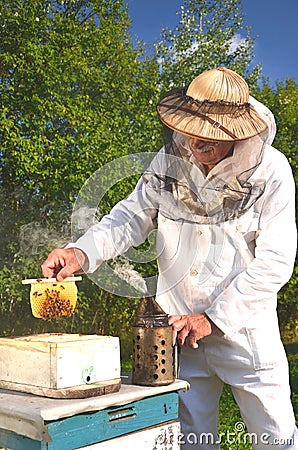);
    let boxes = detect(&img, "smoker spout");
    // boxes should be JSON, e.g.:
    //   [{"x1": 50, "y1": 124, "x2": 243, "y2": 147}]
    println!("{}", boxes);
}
[{"x1": 134, "y1": 296, "x2": 169, "y2": 328}]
